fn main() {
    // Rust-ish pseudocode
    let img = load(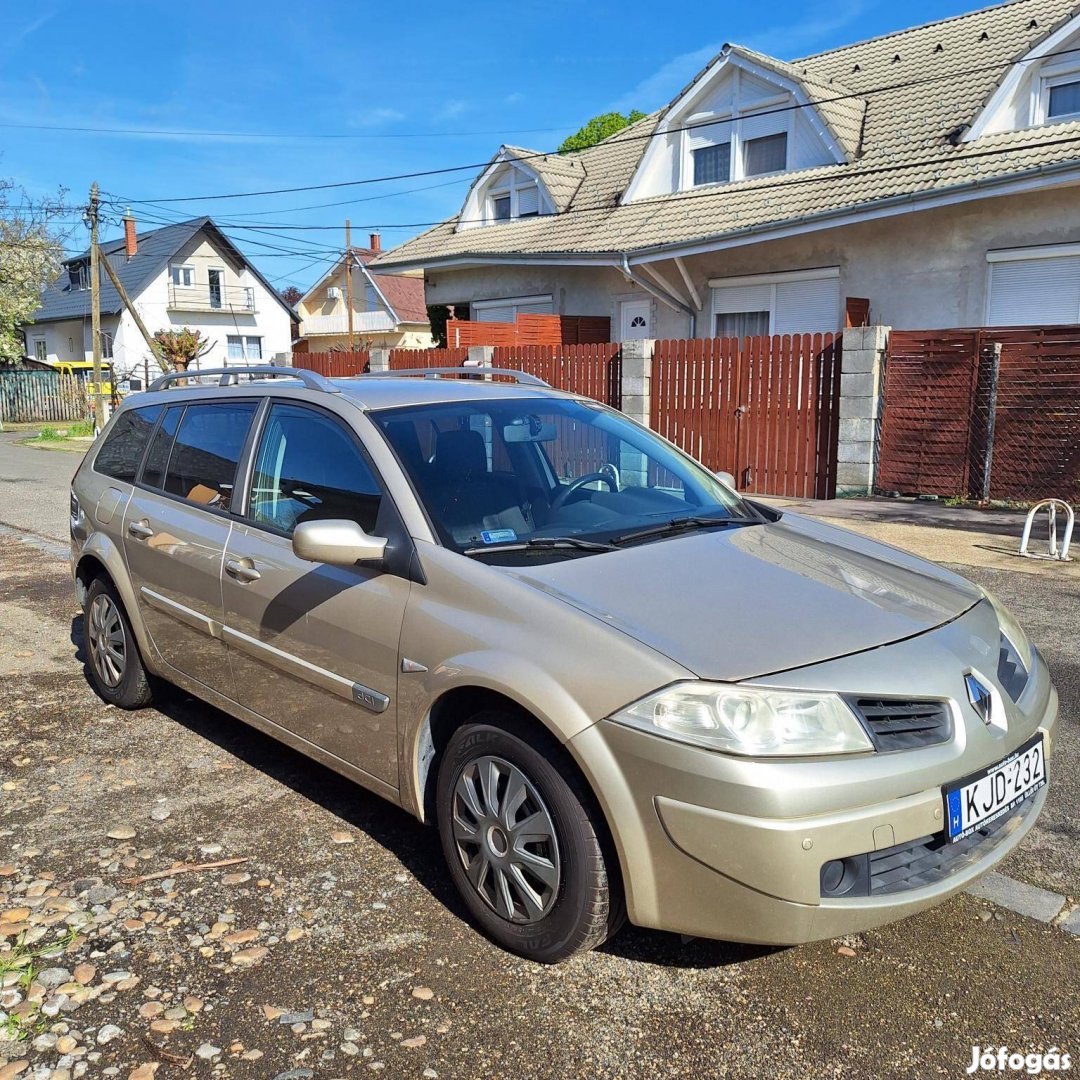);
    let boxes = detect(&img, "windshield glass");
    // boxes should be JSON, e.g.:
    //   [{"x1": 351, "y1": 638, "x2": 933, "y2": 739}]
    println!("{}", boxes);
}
[{"x1": 371, "y1": 396, "x2": 755, "y2": 560}]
